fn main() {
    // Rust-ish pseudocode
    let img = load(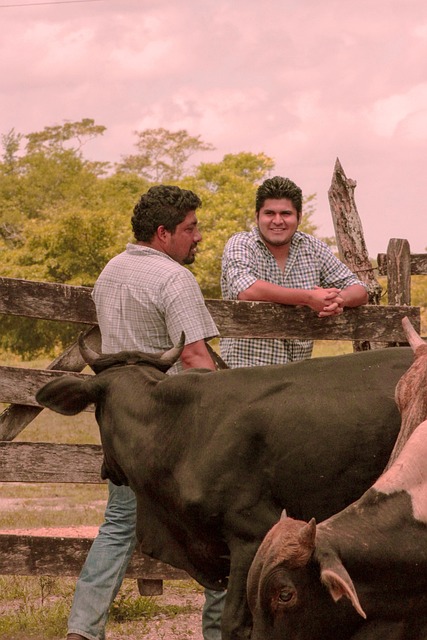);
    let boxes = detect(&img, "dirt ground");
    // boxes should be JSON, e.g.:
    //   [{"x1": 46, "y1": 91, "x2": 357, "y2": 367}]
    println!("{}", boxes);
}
[{"x1": 118, "y1": 581, "x2": 205, "y2": 640}]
